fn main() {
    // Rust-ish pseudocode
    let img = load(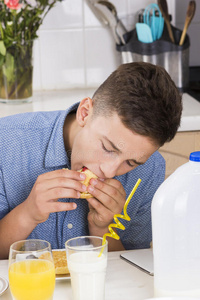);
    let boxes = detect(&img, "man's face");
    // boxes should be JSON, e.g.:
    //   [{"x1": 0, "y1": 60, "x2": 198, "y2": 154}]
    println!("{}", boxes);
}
[{"x1": 70, "y1": 104, "x2": 159, "y2": 178}]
